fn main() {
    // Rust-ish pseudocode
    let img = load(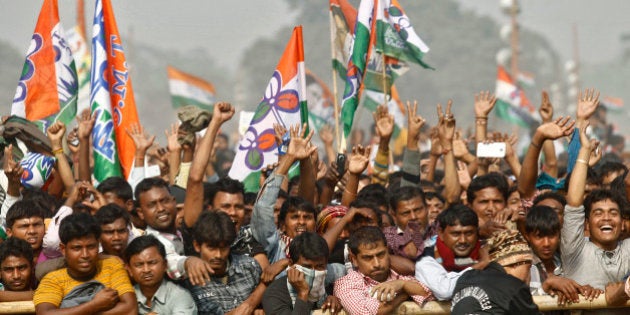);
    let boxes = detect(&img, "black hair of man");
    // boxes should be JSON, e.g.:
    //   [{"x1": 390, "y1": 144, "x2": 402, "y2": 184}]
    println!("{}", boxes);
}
[
  {"x1": 59, "y1": 213, "x2": 102, "y2": 244},
  {"x1": 598, "y1": 161, "x2": 628, "y2": 180},
  {"x1": 21, "y1": 188, "x2": 57, "y2": 217},
  {"x1": 357, "y1": 183, "x2": 389, "y2": 210},
  {"x1": 348, "y1": 226, "x2": 387, "y2": 255},
  {"x1": 424, "y1": 191, "x2": 446, "y2": 204},
  {"x1": 437, "y1": 204, "x2": 478, "y2": 229},
  {"x1": 206, "y1": 177, "x2": 244, "y2": 206},
  {"x1": 244, "y1": 192, "x2": 257, "y2": 206},
  {"x1": 348, "y1": 199, "x2": 383, "y2": 227},
  {"x1": 134, "y1": 177, "x2": 170, "y2": 202},
  {"x1": 466, "y1": 172, "x2": 509, "y2": 205},
  {"x1": 94, "y1": 204, "x2": 131, "y2": 226},
  {"x1": 288, "y1": 232, "x2": 329, "y2": 263},
  {"x1": 6, "y1": 200, "x2": 47, "y2": 229},
  {"x1": 584, "y1": 189, "x2": 627, "y2": 219},
  {"x1": 0, "y1": 237, "x2": 33, "y2": 267},
  {"x1": 124, "y1": 235, "x2": 166, "y2": 264},
  {"x1": 97, "y1": 177, "x2": 133, "y2": 202},
  {"x1": 278, "y1": 196, "x2": 317, "y2": 226},
  {"x1": 533, "y1": 192, "x2": 567, "y2": 208},
  {"x1": 389, "y1": 186, "x2": 425, "y2": 214},
  {"x1": 525, "y1": 206, "x2": 560, "y2": 236},
  {"x1": 193, "y1": 211, "x2": 236, "y2": 248}
]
